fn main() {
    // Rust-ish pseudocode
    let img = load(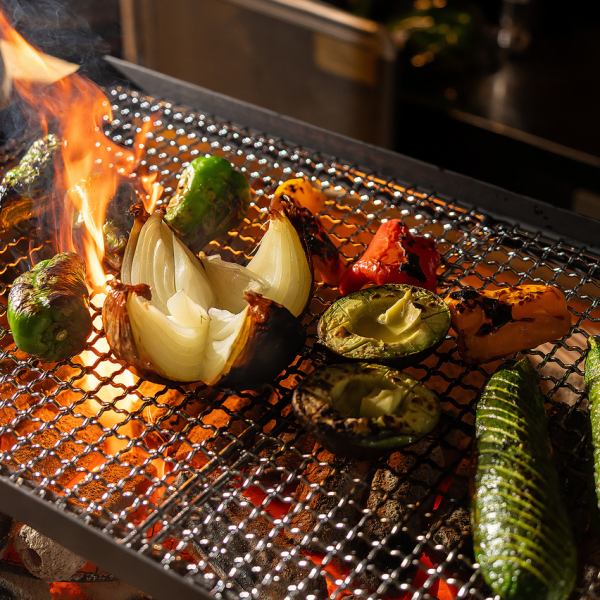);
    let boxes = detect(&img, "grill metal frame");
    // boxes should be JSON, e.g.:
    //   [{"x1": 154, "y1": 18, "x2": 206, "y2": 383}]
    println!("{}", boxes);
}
[{"x1": 0, "y1": 60, "x2": 598, "y2": 600}]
